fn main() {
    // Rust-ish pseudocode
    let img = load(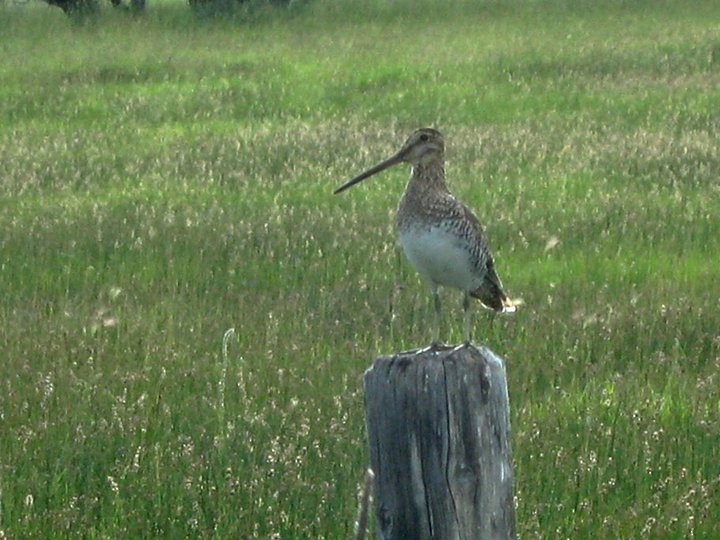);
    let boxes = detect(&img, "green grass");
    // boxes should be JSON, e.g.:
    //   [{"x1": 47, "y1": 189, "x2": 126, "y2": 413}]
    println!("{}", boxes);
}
[{"x1": 2, "y1": 0, "x2": 720, "y2": 537}]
